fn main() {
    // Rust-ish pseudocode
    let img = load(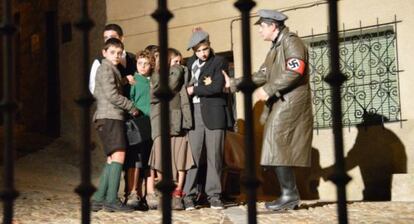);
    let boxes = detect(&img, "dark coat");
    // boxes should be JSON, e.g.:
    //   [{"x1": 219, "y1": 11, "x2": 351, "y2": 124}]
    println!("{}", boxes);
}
[{"x1": 186, "y1": 53, "x2": 232, "y2": 130}]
